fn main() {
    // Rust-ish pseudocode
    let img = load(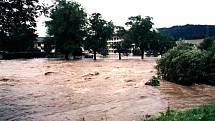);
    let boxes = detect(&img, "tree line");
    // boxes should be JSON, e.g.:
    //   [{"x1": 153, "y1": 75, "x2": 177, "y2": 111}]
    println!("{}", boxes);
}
[
  {"x1": 0, "y1": 0, "x2": 176, "y2": 60},
  {"x1": 159, "y1": 24, "x2": 215, "y2": 40}
]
